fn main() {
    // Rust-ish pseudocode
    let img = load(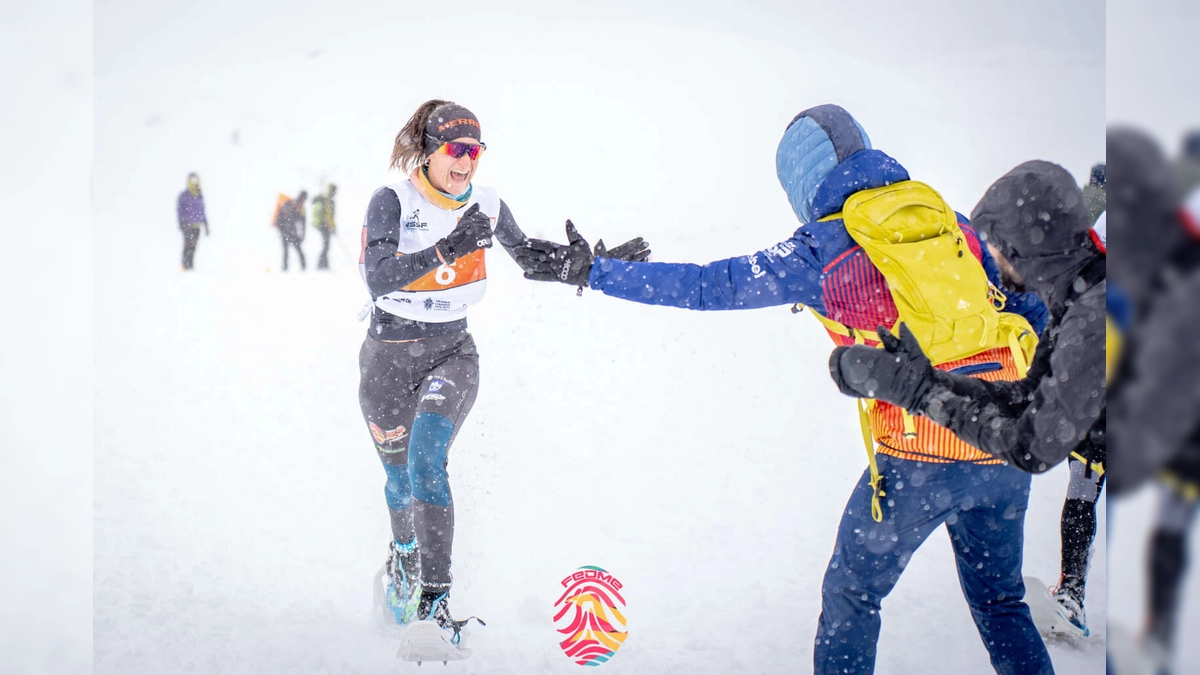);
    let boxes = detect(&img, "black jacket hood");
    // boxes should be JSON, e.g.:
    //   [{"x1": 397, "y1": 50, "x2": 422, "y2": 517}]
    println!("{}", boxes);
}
[
  {"x1": 970, "y1": 160, "x2": 1098, "y2": 309},
  {"x1": 1107, "y1": 126, "x2": 1187, "y2": 312}
]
